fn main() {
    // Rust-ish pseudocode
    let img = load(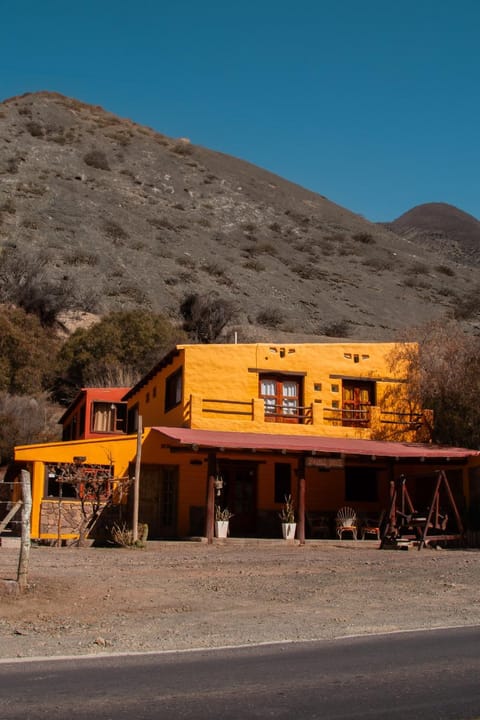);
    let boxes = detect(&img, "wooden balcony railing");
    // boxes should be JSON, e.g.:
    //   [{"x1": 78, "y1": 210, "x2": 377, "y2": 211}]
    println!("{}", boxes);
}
[
  {"x1": 379, "y1": 410, "x2": 425, "y2": 429},
  {"x1": 263, "y1": 403, "x2": 313, "y2": 424},
  {"x1": 201, "y1": 398, "x2": 254, "y2": 419},
  {"x1": 323, "y1": 406, "x2": 371, "y2": 427},
  {"x1": 200, "y1": 398, "x2": 314, "y2": 424},
  {"x1": 323, "y1": 406, "x2": 427, "y2": 430}
]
